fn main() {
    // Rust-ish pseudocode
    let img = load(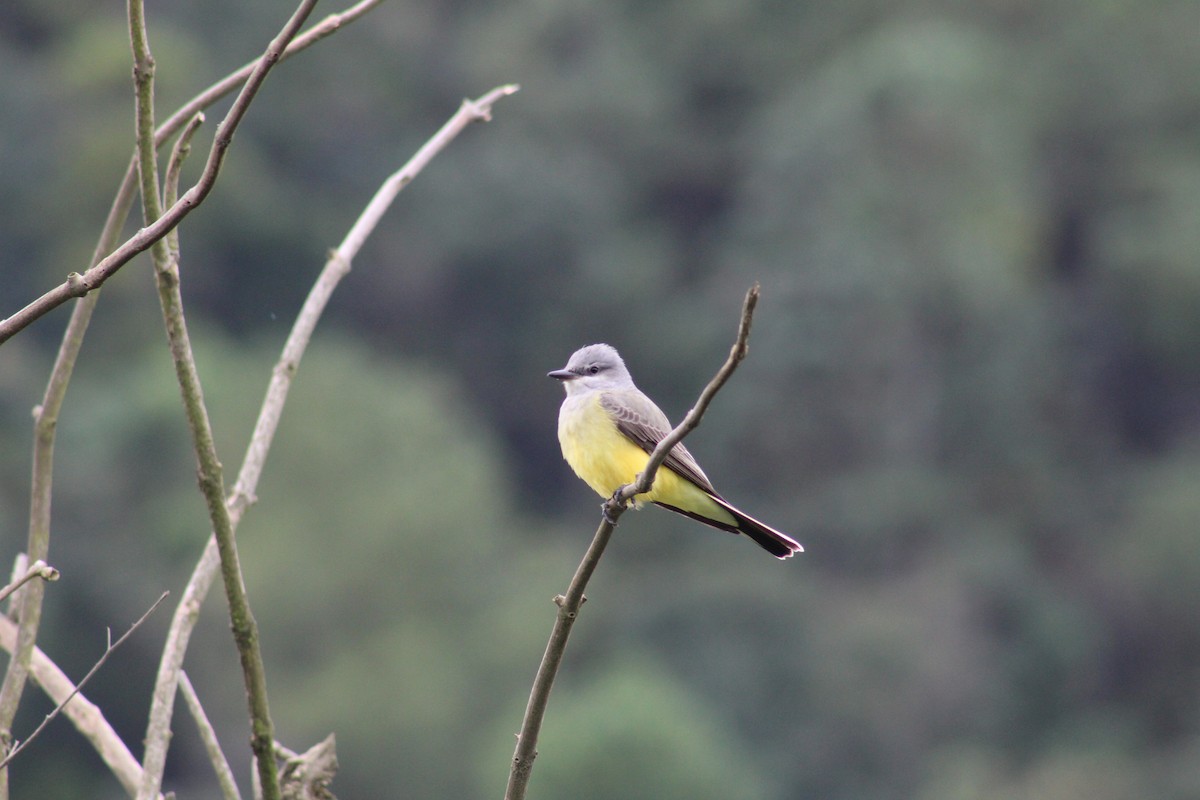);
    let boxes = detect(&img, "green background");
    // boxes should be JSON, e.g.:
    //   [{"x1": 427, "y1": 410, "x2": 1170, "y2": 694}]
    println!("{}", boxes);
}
[{"x1": 1, "y1": 0, "x2": 1198, "y2": 797}]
